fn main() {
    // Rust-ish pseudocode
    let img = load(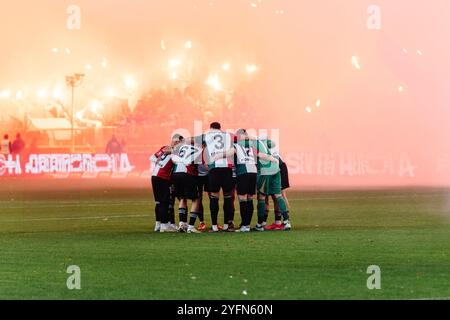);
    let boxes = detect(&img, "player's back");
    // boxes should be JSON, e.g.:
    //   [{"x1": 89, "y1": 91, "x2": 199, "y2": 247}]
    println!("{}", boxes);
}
[
  {"x1": 203, "y1": 130, "x2": 234, "y2": 170},
  {"x1": 172, "y1": 143, "x2": 202, "y2": 175},
  {"x1": 151, "y1": 146, "x2": 174, "y2": 180},
  {"x1": 256, "y1": 139, "x2": 280, "y2": 176},
  {"x1": 235, "y1": 139, "x2": 257, "y2": 175}
]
